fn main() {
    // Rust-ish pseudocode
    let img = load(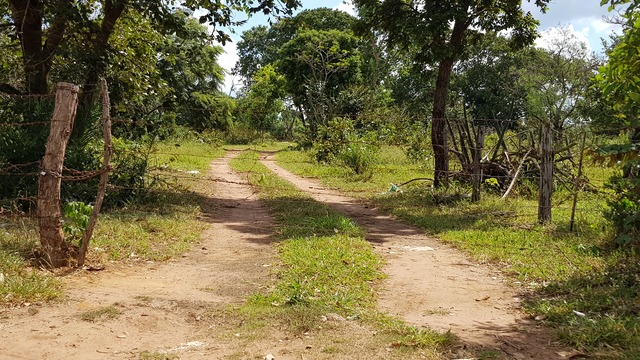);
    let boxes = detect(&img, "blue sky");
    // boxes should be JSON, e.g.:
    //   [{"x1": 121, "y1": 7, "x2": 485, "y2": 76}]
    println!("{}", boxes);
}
[{"x1": 215, "y1": 0, "x2": 623, "y2": 93}]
